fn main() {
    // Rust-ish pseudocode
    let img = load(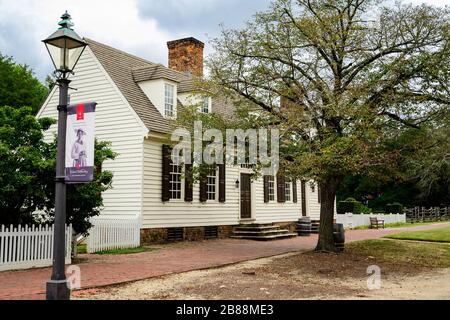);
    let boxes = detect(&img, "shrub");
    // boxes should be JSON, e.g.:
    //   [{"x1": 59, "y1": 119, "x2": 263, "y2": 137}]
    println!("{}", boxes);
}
[
  {"x1": 385, "y1": 202, "x2": 403, "y2": 214},
  {"x1": 337, "y1": 198, "x2": 372, "y2": 214},
  {"x1": 359, "y1": 203, "x2": 372, "y2": 214},
  {"x1": 337, "y1": 201, "x2": 356, "y2": 214}
]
